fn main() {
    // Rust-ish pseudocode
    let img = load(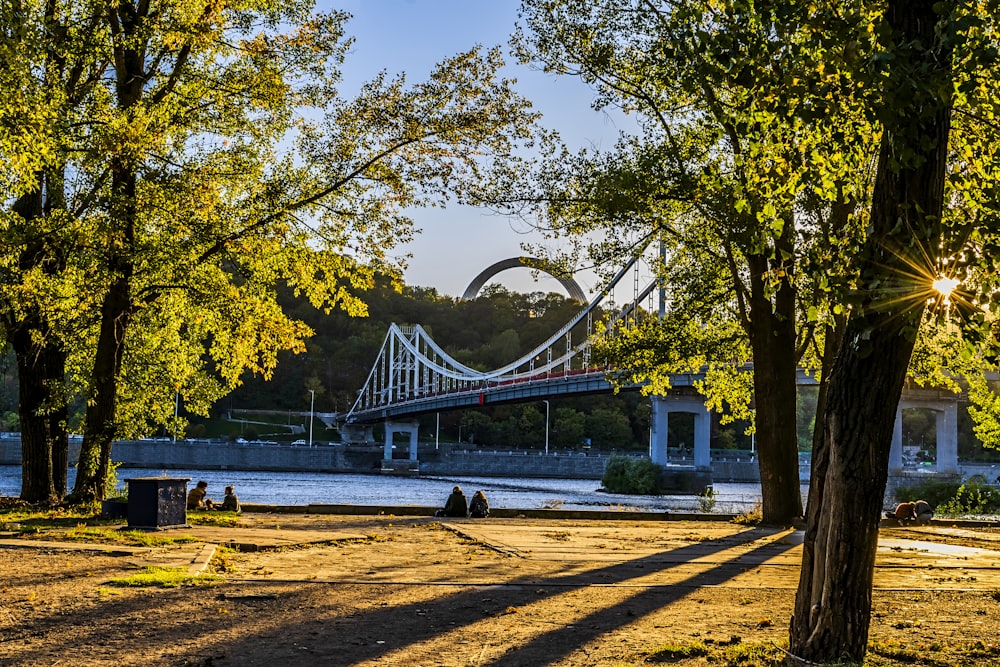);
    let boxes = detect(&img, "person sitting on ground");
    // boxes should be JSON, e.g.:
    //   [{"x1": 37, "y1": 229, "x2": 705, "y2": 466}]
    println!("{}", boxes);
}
[
  {"x1": 219, "y1": 485, "x2": 241, "y2": 513},
  {"x1": 914, "y1": 499, "x2": 934, "y2": 524},
  {"x1": 885, "y1": 501, "x2": 916, "y2": 523},
  {"x1": 435, "y1": 485, "x2": 468, "y2": 517},
  {"x1": 186, "y1": 480, "x2": 214, "y2": 510},
  {"x1": 469, "y1": 490, "x2": 490, "y2": 518}
]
